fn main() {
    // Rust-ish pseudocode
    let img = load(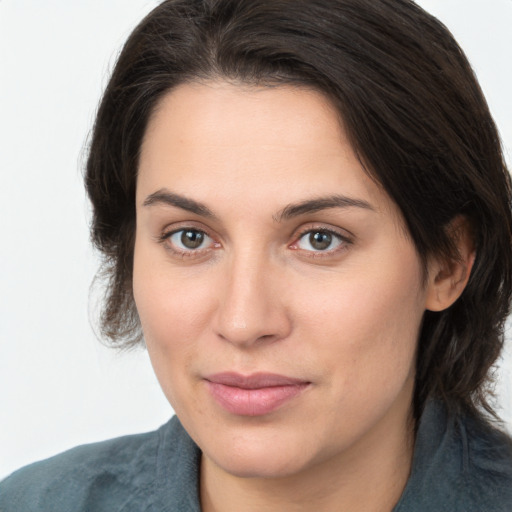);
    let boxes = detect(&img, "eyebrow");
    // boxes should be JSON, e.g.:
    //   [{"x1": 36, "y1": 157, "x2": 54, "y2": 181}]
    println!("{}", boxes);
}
[
  {"x1": 143, "y1": 189, "x2": 374, "y2": 221},
  {"x1": 143, "y1": 189, "x2": 216, "y2": 218},
  {"x1": 275, "y1": 195, "x2": 375, "y2": 222}
]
